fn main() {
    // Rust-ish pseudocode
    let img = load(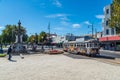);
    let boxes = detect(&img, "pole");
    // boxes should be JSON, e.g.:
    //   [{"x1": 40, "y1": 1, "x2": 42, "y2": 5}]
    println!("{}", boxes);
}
[
  {"x1": 12, "y1": 29, "x2": 14, "y2": 43},
  {"x1": 95, "y1": 28, "x2": 97, "y2": 39},
  {"x1": 92, "y1": 24, "x2": 94, "y2": 38},
  {"x1": 88, "y1": 23, "x2": 94, "y2": 38},
  {"x1": 48, "y1": 22, "x2": 50, "y2": 49},
  {"x1": 18, "y1": 20, "x2": 21, "y2": 43}
]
